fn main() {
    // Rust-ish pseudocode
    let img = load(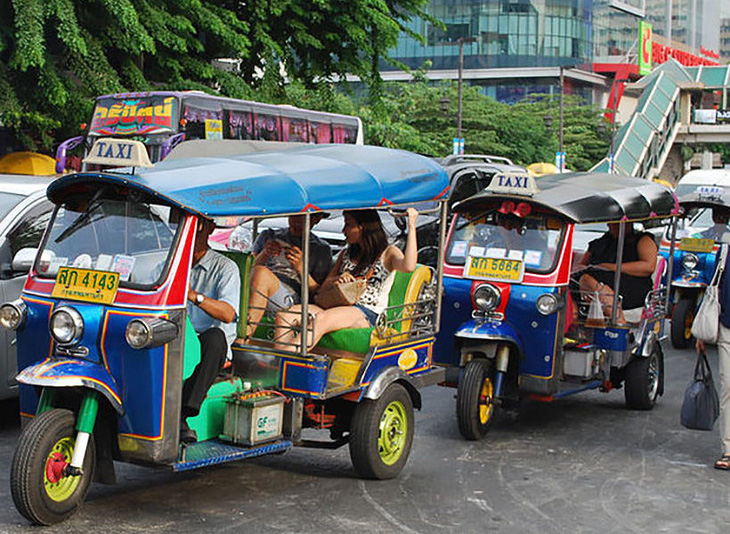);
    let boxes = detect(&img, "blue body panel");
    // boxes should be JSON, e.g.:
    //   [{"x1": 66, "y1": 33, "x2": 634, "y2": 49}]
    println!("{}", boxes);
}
[
  {"x1": 435, "y1": 276, "x2": 562, "y2": 379},
  {"x1": 48, "y1": 145, "x2": 449, "y2": 218},
  {"x1": 361, "y1": 338, "x2": 435, "y2": 387},
  {"x1": 660, "y1": 246, "x2": 718, "y2": 293},
  {"x1": 17, "y1": 298, "x2": 175, "y2": 440},
  {"x1": 279, "y1": 355, "x2": 329, "y2": 398}
]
